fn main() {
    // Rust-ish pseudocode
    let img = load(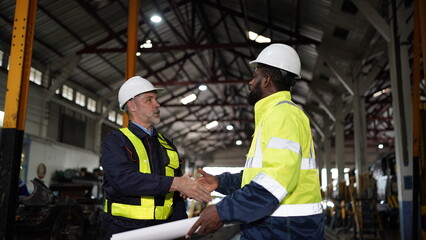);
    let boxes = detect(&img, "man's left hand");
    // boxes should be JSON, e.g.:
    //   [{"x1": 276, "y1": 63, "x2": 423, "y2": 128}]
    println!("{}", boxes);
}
[{"x1": 185, "y1": 205, "x2": 224, "y2": 238}]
